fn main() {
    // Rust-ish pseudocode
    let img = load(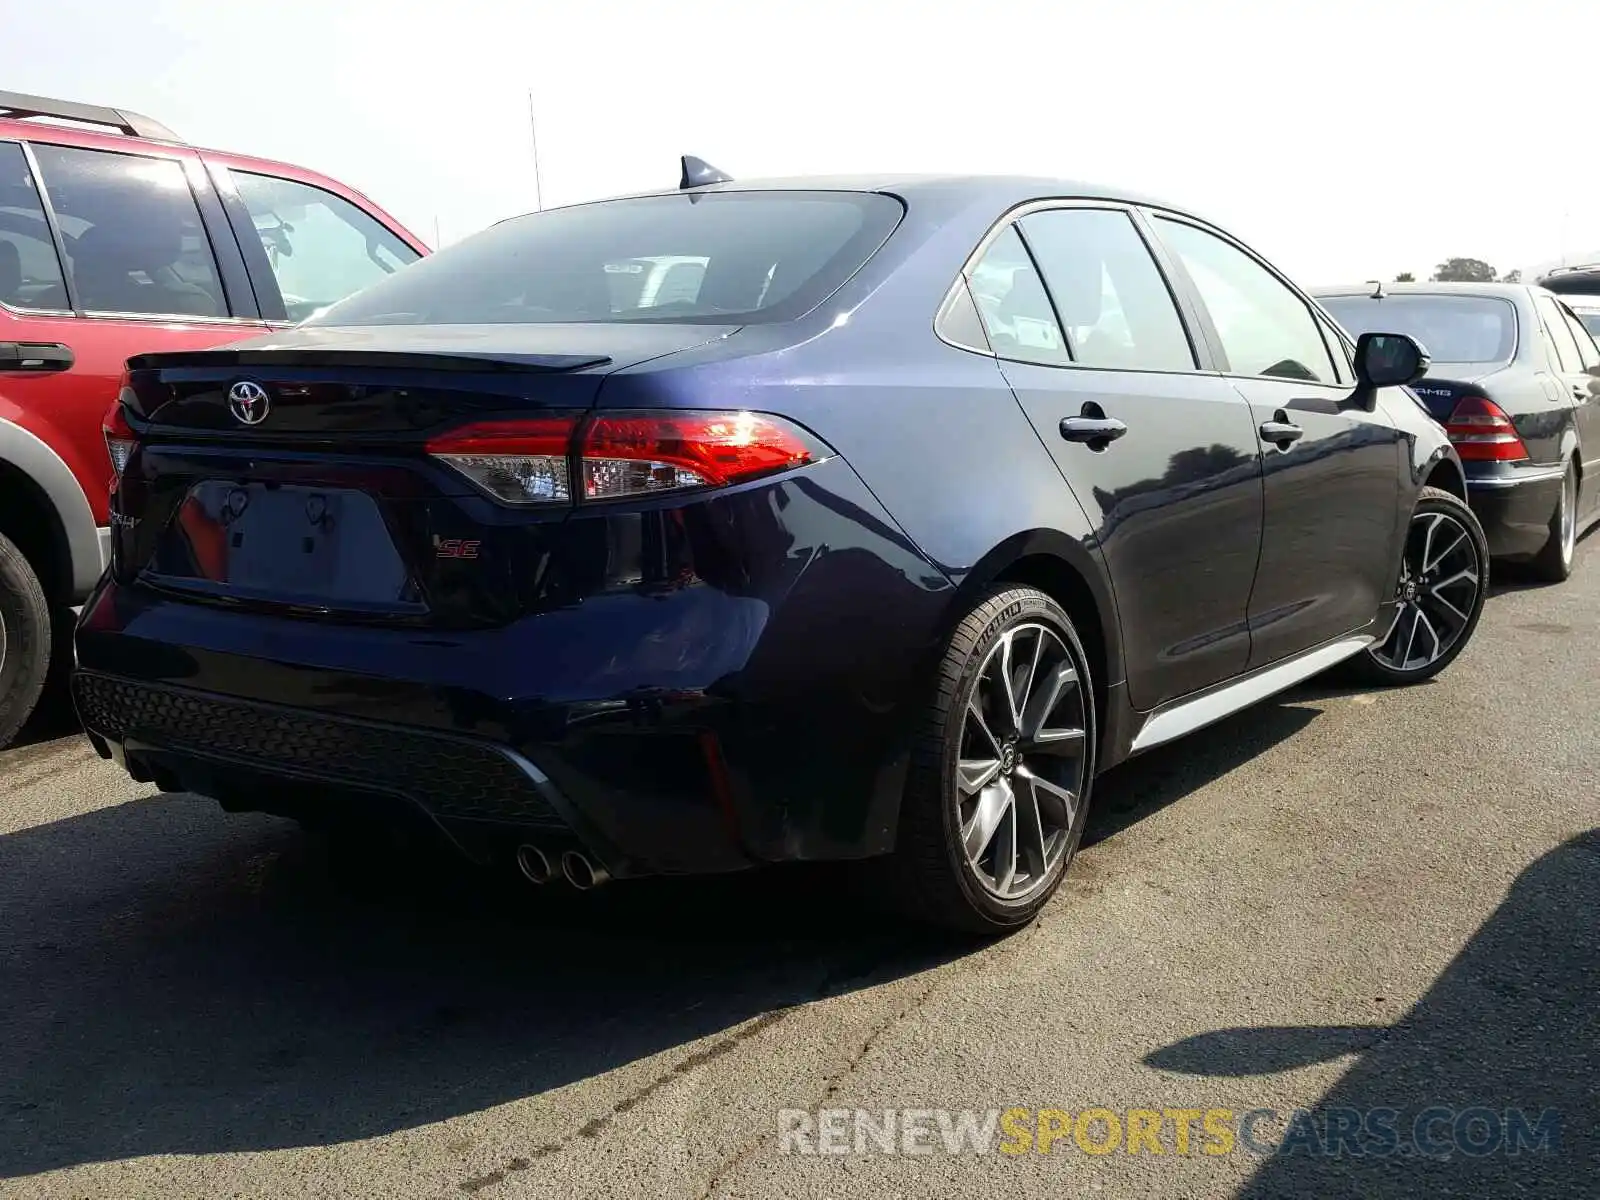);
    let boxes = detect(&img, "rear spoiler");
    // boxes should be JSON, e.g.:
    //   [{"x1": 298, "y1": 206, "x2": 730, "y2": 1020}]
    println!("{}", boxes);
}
[{"x1": 125, "y1": 348, "x2": 612, "y2": 374}]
